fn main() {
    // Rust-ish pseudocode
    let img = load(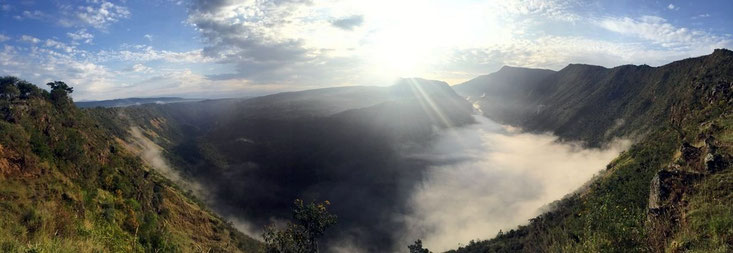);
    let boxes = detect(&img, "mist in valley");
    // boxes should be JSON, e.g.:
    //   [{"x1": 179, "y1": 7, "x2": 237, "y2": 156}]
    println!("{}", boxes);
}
[
  {"x1": 119, "y1": 99, "x2": 631, "y2": 252},
  {"x1": 400, "y1": 115, "x2": 629, "y2": 252}
]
